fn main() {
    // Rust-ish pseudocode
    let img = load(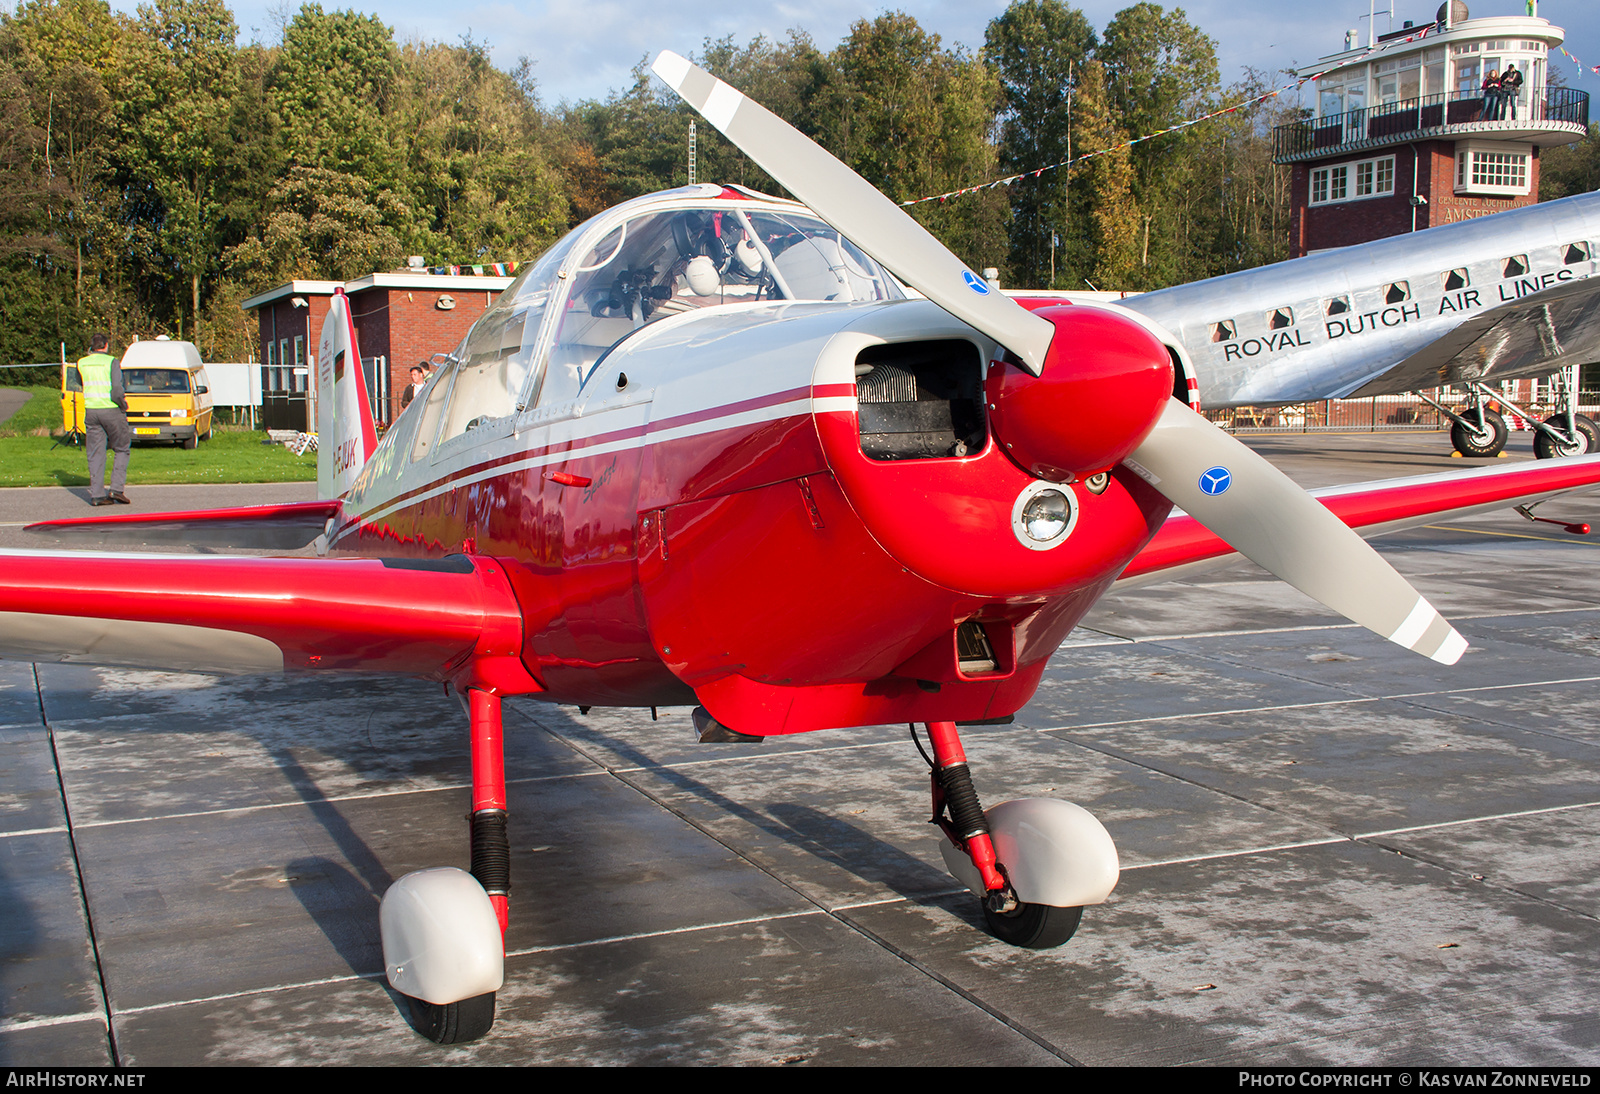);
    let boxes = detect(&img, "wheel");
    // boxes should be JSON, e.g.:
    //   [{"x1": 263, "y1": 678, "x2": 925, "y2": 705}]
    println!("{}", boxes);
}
[
  {"x1": 1450, "y1": 409, "x2": 1508, "y2": 457},
  {"x1": 406, "y1": 991, "x2": 495, "y2": 1044},
  {"x1": 182, "y1": 432, "x2": 198, "y2": 450},
  {"x1": 981, "y1": 901, "x2": 1083, "y2": 949},
  {"x1": 1533, "y1": 414, "x2": 1599, "y2": 459}
]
